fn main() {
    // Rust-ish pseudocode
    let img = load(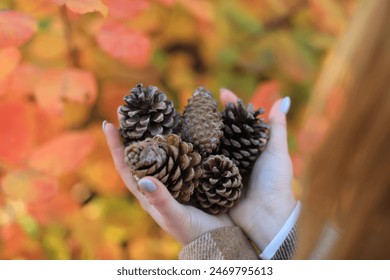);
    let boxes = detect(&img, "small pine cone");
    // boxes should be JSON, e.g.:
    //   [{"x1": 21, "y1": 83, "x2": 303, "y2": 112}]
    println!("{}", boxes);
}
[
  {"x1": 124, "y1": 134, "x2": 202, "y2": 203},
  {"x1": 195, "y1": 155, "x2": 242, "y2": 215},
  {"x1": 220, "y1": 100, "x2": 270, "y2": 175},
  {"x1": 181, "y1": 87, "x2": 224, "y2": 157},
  {"x1": 119, "y1": 84, "x2": 179, "y2": 146}
]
